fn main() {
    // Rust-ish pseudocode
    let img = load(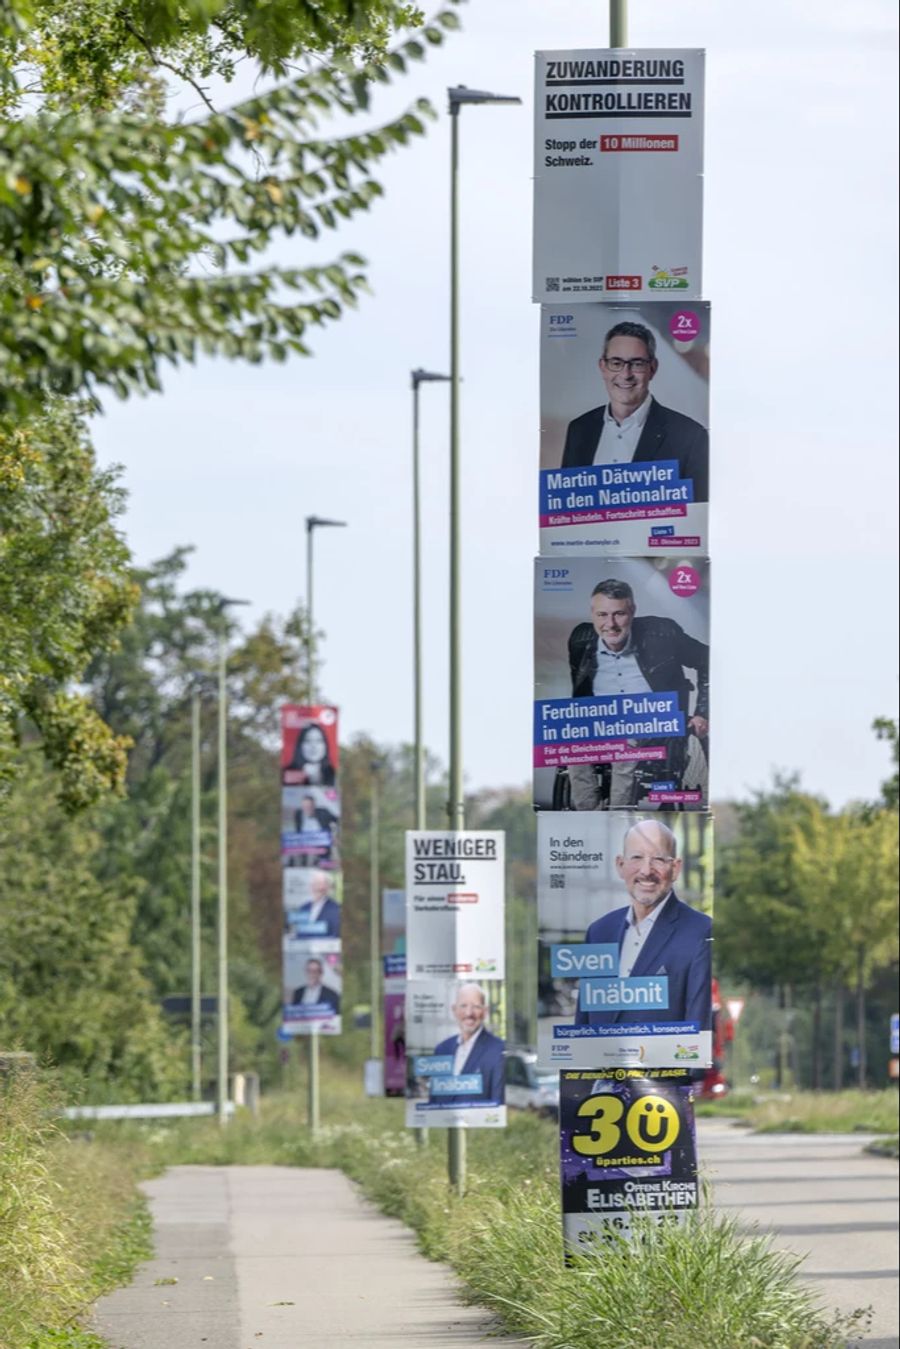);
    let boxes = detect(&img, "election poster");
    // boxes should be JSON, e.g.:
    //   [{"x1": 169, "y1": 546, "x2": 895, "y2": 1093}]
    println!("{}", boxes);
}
[
  {"x1": 539, "y1": 302, "x2": 710, "y2": 556},
  {"x1": 533, "y1": 556, "x2": 710, "y2": 811},
  {"x1": 537, "y1": 811, "x2": 713, "y2": 1070},
  {"x1": 405, "y1": 978, "x2": 507, "y2": 1129},
  {"x1": 382, "y1": 888, "x2": 407, "y2": 1095},
  {"x1": 405, "y1": 831, "x2": 506, "y2": 979},
  {"x1": 279, "y1": 703, "x2": 342, "y2": 1039},
  {"x1": 280, "y1": 704, "x2": 339, "y2": 787},
  {"x1": 281, "y1": 938, "x2": 342, "y2": 1036},
  {"x1": 560, "y1": 1069, "x2": 698, "y2": 1256},
  {"x1": 280, "y1": 786, "x2": 341, "y2": 867},
  {"x1": 533, "y1": 49, "x2": 704, "y2": 304}
]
